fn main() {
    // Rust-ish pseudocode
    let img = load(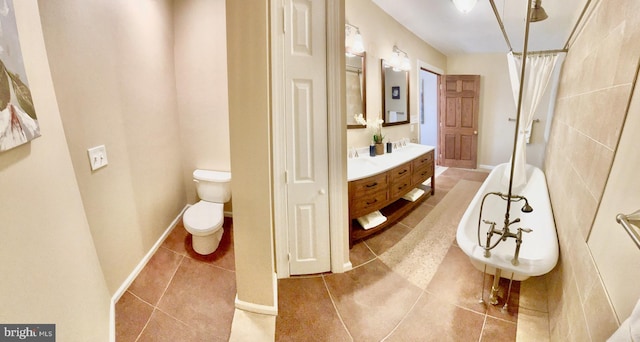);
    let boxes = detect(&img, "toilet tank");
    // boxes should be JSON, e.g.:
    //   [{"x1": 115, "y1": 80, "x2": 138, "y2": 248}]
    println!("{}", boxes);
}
[{"x1": 193, "y1": 170, "x2": 231, "y2": 203}]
